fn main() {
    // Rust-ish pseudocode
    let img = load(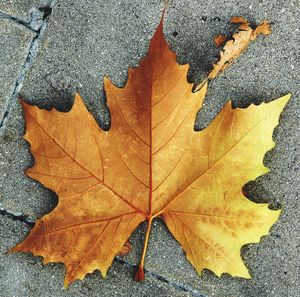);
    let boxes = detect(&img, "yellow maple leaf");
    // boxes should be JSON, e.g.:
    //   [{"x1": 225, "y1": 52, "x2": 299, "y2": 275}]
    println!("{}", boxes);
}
[{"x1": 10, "y1": 14, "x2": 290, "y2": 286}]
